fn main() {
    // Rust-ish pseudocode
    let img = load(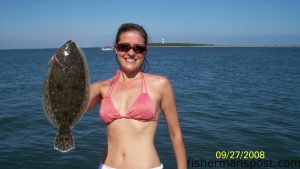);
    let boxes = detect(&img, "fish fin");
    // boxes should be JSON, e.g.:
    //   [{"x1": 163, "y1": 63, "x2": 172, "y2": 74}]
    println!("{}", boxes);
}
[
  {"x1": 48, "y1": 55, "x2": 55, "y2": 65},
  {"x1": 54, "y1": 128, "x2": 74, "y2": 152}
]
